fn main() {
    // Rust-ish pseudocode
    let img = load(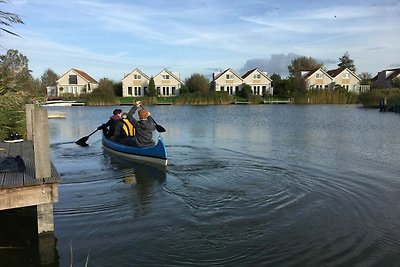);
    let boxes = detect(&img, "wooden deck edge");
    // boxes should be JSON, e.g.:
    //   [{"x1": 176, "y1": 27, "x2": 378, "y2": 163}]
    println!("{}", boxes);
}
[{"x1": 0, "y1": 183, "x2": 58, "y2": 211}]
